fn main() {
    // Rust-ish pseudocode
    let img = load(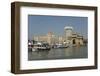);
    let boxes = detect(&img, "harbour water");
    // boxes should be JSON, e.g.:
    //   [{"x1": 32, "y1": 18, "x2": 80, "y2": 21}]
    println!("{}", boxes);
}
[{"x1": 28, "y1": 45, "x2": 88, "y2": 61}]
